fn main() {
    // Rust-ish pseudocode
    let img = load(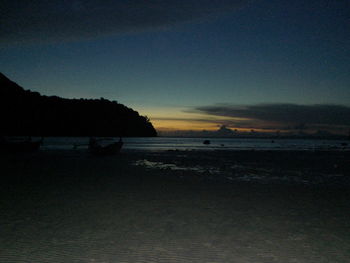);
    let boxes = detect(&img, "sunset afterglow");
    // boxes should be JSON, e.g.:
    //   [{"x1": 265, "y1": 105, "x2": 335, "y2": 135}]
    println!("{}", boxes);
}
[{"x1": 1, "y1": 0, "x2": 349, "y2": 135}]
